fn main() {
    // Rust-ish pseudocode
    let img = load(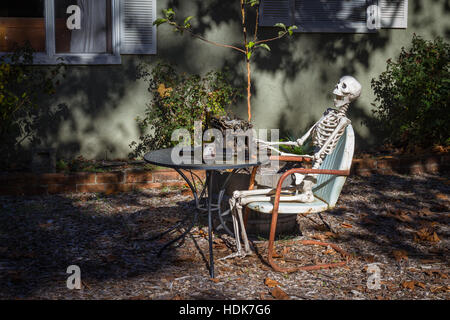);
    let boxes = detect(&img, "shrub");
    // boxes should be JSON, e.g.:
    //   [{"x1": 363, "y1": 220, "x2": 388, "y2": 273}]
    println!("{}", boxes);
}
[
  {"x1": 0, "y1": 43, "x2": 65, "y2": 167},
  {"x1": 278, "y1": 133, "x2": 314, "y2": 156},
  {"x1": 370, "y1": 34, "x2": 449, "y2": 149},
  {"x1": 129, "y1": 61, "x2": 244, "y2": 158}
]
